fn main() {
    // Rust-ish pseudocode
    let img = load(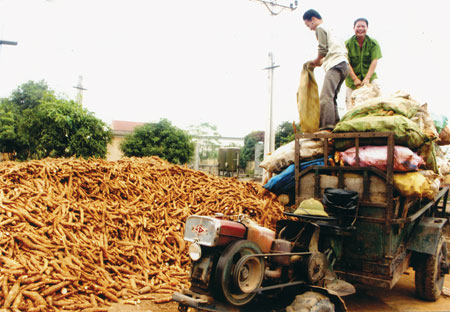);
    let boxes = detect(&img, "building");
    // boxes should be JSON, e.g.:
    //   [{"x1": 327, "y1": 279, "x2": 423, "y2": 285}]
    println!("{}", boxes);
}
[{"x1": 107, "y1": 120, "x2": 145, "y2": 161}]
